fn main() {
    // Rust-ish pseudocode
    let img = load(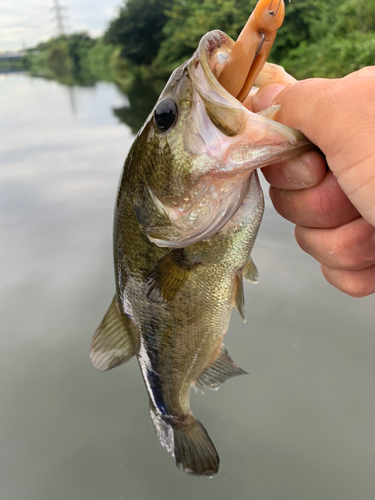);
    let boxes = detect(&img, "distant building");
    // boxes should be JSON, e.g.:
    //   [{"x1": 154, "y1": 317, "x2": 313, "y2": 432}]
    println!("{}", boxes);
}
[{"x1": 0, "y1": 52, "x2": 25, "y2": 61}]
